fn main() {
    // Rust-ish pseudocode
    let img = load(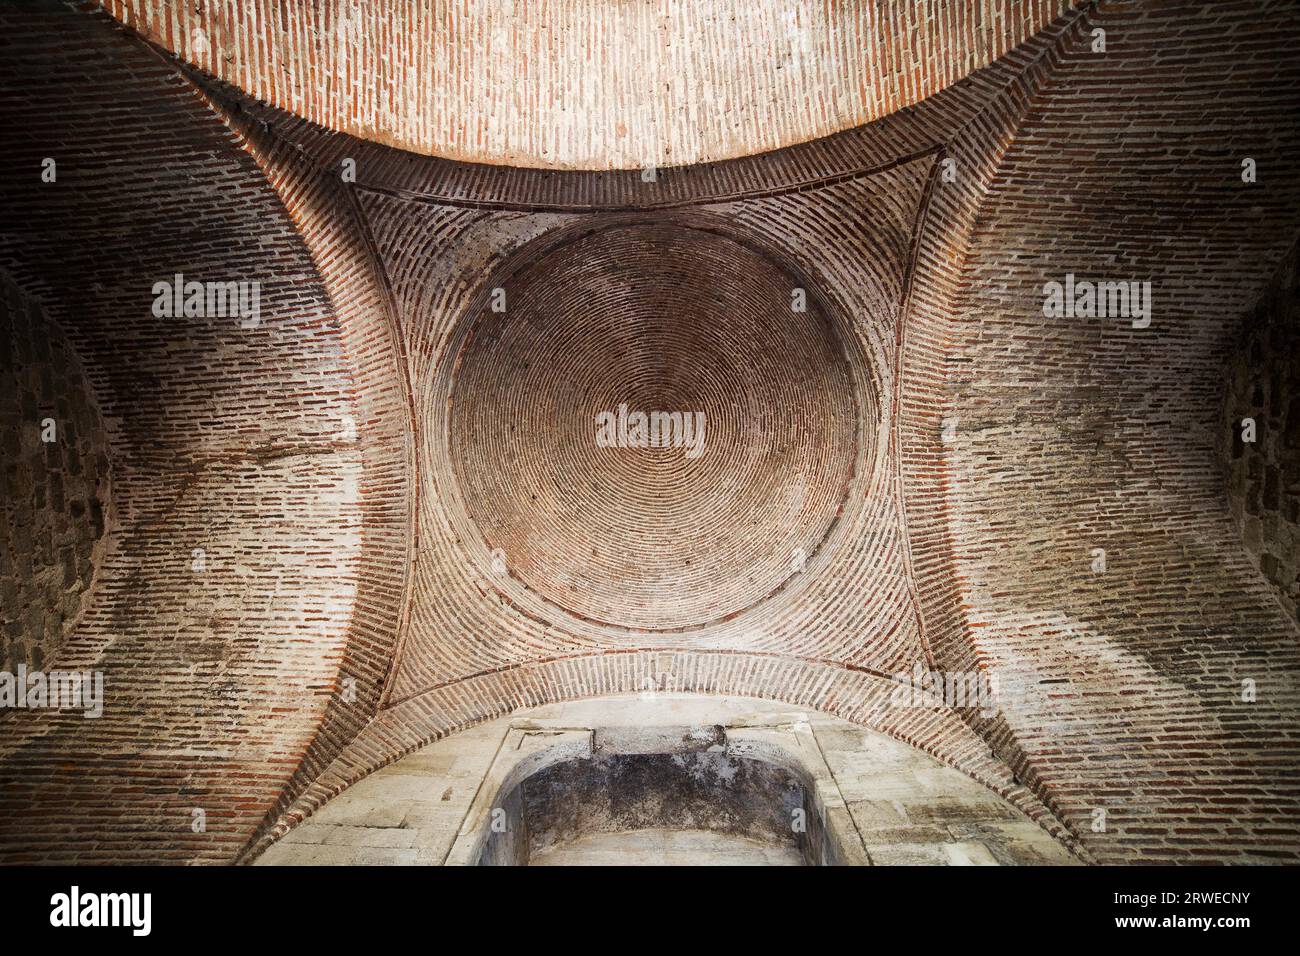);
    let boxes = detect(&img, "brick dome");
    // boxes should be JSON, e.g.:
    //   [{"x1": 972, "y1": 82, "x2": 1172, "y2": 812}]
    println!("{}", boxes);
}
[
  {"x1": 100, "y1": 0, "x2": 1084, "y2": 170},
  {"x1": 2, "y1": 0, "x2": 1299, "y2": 868},
  {"x1": 448, "y1": 221, "x2": 860, "y2": 631}
]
